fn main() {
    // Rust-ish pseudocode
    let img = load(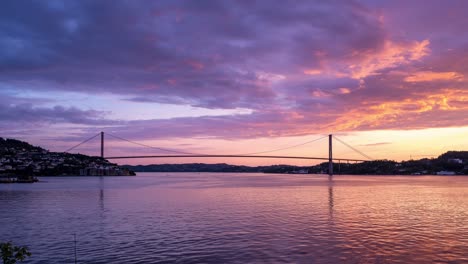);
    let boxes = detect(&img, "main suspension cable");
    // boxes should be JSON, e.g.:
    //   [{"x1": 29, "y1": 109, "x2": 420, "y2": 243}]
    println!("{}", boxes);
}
[
  {"x1": 333, "y1": 135, "x2": 373, "y2": 160},
  {"x1": 235, "y1": 135, "x2": 328, "y2": 155},
  {"x1": 103, "y1": 133, "x2": 332, "y2": 157},
  {"x1": 106, "y1": 133, "x2": 202, "y2": 155},
  {"x1": 64, "y1": 132, "x2": 101, "y2": 153}
]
